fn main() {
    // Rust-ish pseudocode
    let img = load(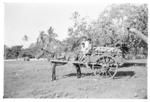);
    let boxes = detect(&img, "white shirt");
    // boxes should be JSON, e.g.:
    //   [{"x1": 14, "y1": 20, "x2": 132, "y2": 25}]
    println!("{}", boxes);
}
[{"x1": 81, "y1": 41, "x2": 91, "y2": 54}]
